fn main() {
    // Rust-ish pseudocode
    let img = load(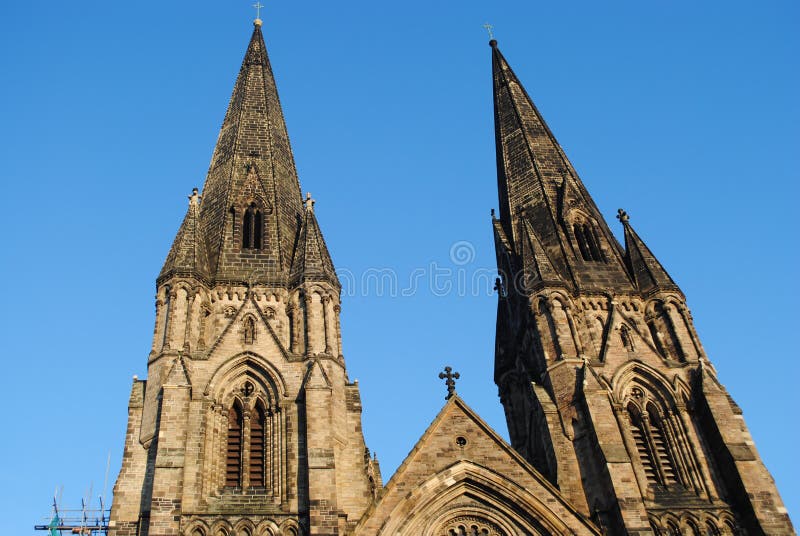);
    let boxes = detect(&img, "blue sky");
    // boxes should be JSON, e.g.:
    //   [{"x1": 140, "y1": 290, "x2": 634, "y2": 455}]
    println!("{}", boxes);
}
[{"x1": 0, "y1": 1, "x2": 797, "y2": 531}]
